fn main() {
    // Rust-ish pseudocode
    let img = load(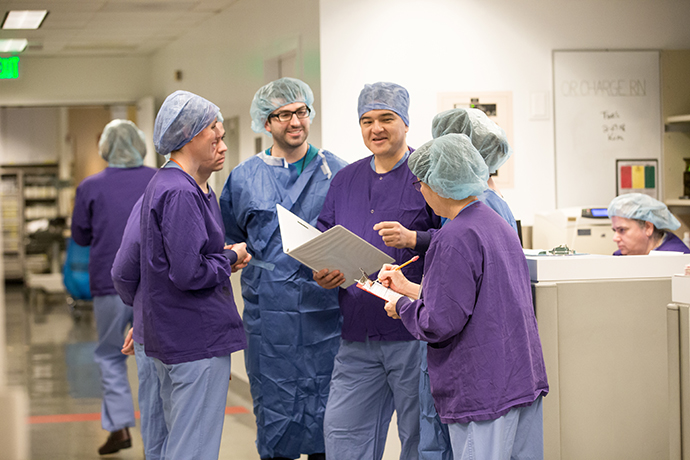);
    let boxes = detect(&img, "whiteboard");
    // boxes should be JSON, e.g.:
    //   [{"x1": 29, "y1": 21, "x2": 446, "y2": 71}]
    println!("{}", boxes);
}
[{"x1": 553, "y1": 50, "x2": 661, "y2": 208}]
